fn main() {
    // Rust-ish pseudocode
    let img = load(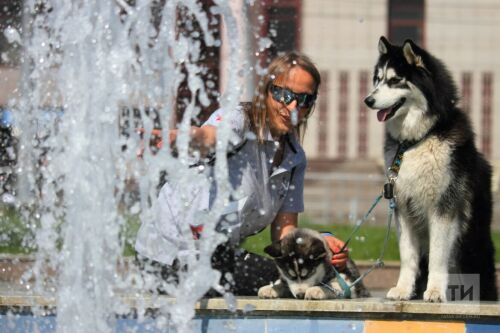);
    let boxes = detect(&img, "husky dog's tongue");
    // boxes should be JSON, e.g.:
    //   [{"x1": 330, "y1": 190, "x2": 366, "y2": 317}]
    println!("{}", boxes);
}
[
  {"x1": 376, "y1": 98, "x2": 406, "y2": 122},
  {"x1": 377, "y1": 108, "x2": 393, "y2": 122}
]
